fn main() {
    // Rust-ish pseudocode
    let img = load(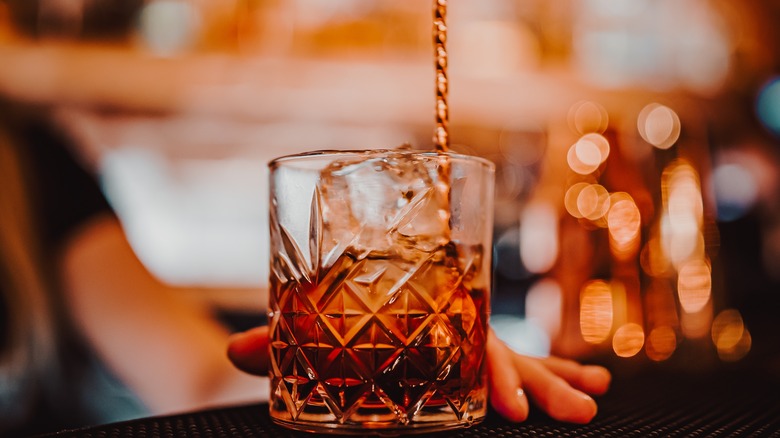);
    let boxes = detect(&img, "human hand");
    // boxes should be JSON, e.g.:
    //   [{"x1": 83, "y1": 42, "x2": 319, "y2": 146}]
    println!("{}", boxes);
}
[
  {"x1": 227, "y1": 326, "x2": 610, "y2": 424},
  {"x1": 485, "y1": 329, "x2": 610, "y2": 424}
]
